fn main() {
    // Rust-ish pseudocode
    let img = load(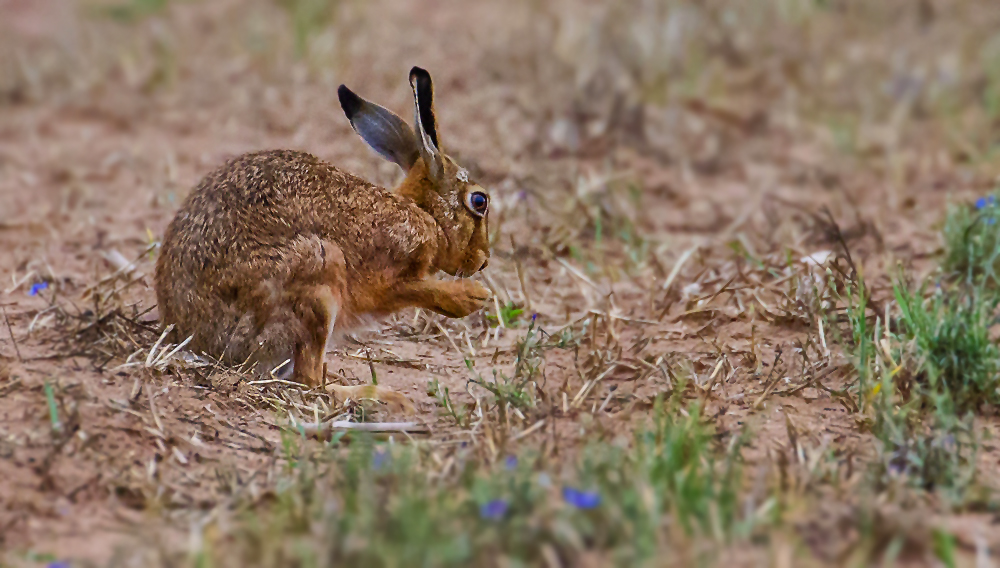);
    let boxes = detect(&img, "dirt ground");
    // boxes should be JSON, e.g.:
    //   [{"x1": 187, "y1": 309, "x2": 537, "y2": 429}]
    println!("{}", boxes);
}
[{"x1": 3, "y1": 0, "x2": 1000, "y2": 565}]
